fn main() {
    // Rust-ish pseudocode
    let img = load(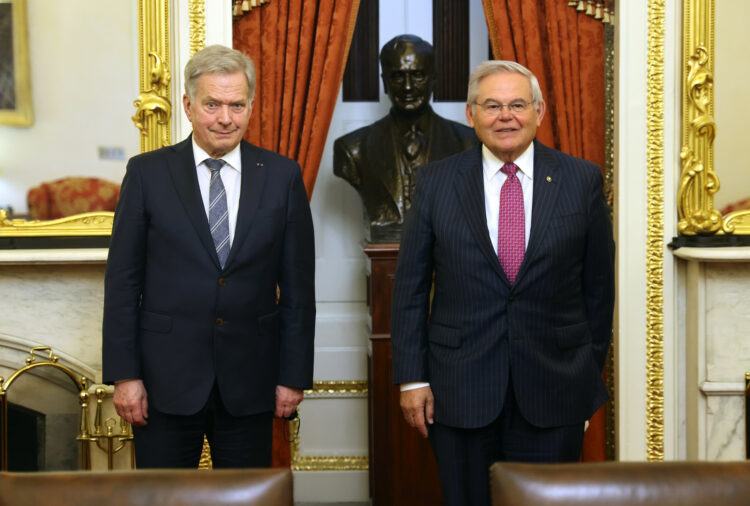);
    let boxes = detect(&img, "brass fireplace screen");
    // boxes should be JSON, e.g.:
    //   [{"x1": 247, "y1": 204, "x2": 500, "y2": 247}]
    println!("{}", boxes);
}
[{"x1": 0, "y1": 346, "x2": 133, "y2": 471}]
